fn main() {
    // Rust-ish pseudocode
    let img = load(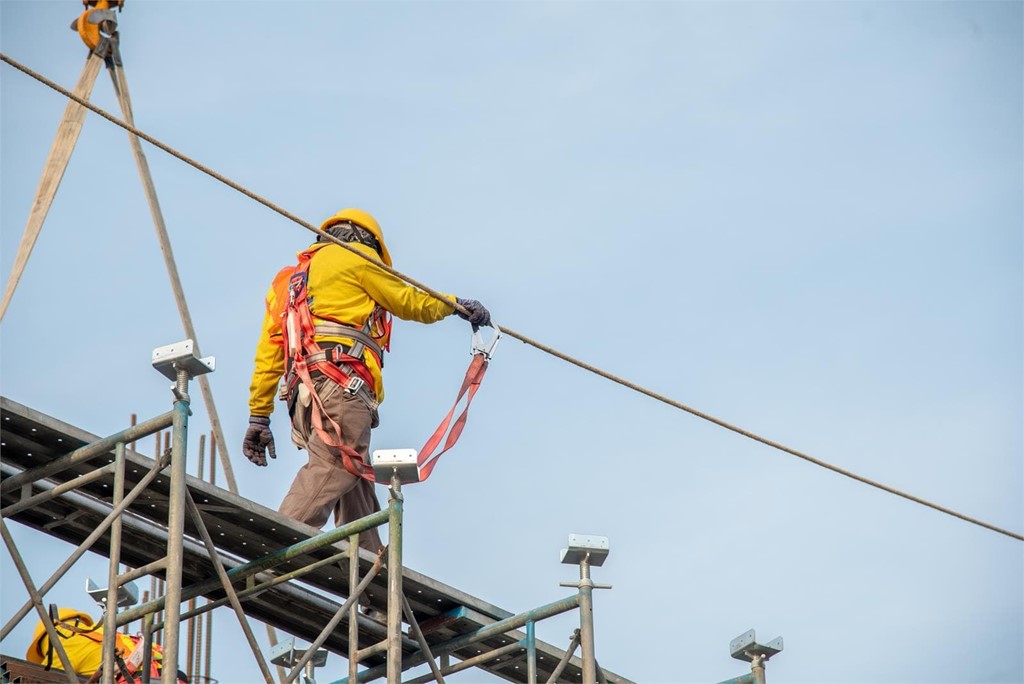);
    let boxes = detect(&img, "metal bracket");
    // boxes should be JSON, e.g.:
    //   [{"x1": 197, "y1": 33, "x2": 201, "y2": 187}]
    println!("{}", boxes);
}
[
  {"x1": 86, "y1": 577, "x2": 139, "y2": 608},
  {"x1": 151, "y1": 339, "x2": 215, "y2": 382},
  {"x1": 371, "y1": 448, "x2": 420, "y2": 485},
  {"x1": 471, "y1": 323, "x2": 501, "y2": 360},
  {"x1": 269, "y1": 636, "x2": 328, "y2": 682},
  {"x1": 560, "y1": 534, "x2": 610, "y2": 567},
  {"x1": 729, "y1": 628, "x2": 784, "y2": 662}
]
